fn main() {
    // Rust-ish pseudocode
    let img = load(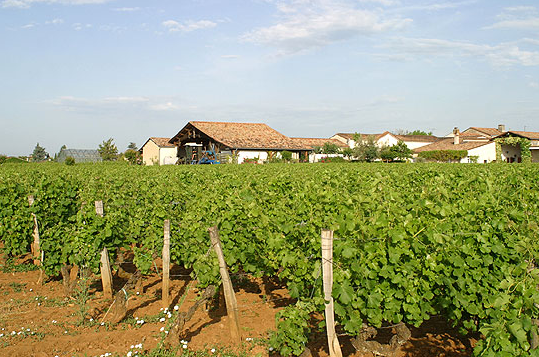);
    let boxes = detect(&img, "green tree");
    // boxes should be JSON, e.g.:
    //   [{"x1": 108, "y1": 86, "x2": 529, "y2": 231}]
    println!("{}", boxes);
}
[
  {"x1": 124, "y1": 149, "x2": 141, "y2": 165},
  {"x1": 342, "y1": 147, "x2": 354, "y2": 160},
  {"x1": 380, "y1": 146, "x2": 396, "y2": 162},
  {"x1": 32, "y1": 143, "x2": 48, "y2": 162},
  {"x1": 281, "y1": 150, "x2": 292, "y2": 161},
  {"x1": 127, "y1": 142, "x2": 137, "y2": 151},
  {"x1": 98, "y1": 138, "x2": 118, "y2": 161},
  {"x1": 391, "y1": 140, "x2": 412, "y2": 161},
  {"x1": 352, "y1": 134, "x2": 379, "y2": 162},
  {"x1": 321, "y1": 142, "x2": 341, "y2": 154},
  {"x1": 397, "y1": 129, "x2": 433, "y2": 136}
]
